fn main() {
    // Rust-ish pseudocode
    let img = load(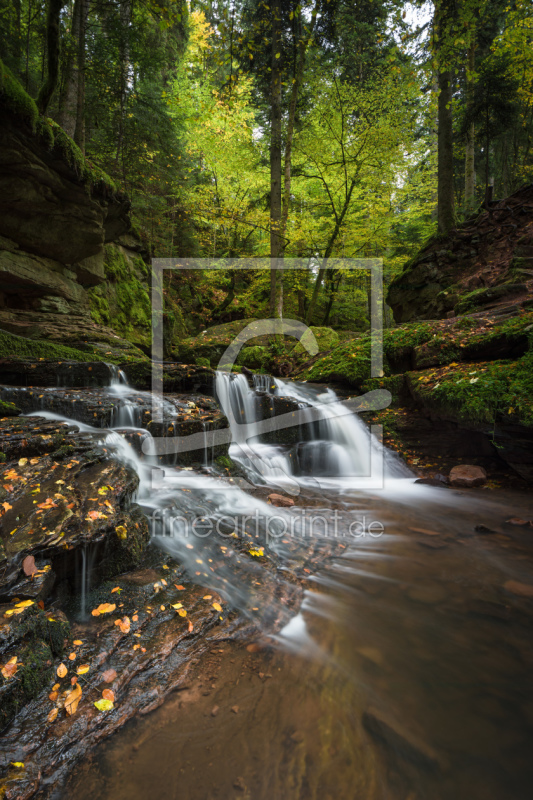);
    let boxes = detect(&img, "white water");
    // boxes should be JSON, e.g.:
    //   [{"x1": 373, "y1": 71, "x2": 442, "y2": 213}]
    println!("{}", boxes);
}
[
  {"x1": 27, "y1": 368, "x2": 415, "y2": 623},
  {"x1": 215, "y1": 372, "x2": 410, "y2": 492}
]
